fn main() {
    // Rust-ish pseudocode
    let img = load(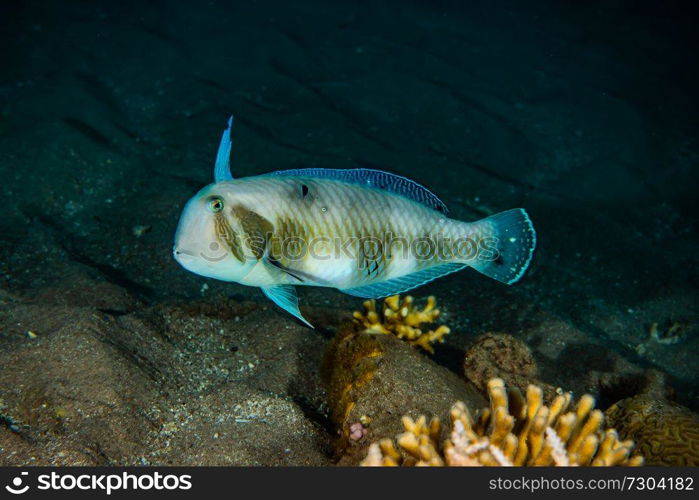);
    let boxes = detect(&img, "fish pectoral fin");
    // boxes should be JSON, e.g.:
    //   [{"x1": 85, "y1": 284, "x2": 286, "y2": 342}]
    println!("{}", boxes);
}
[
  {"x1": 214, "y1": 115, "x2": 234, "y2": 182},
  {"x1": 261, "y1": 285, "x2": 313, "y2": 328},
  {"x1": 265, "y1": 258, "x2": 333, "y2": 286},
  {"x1": 267, "y1": 258, "x2": 305, "y2": 282}
]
